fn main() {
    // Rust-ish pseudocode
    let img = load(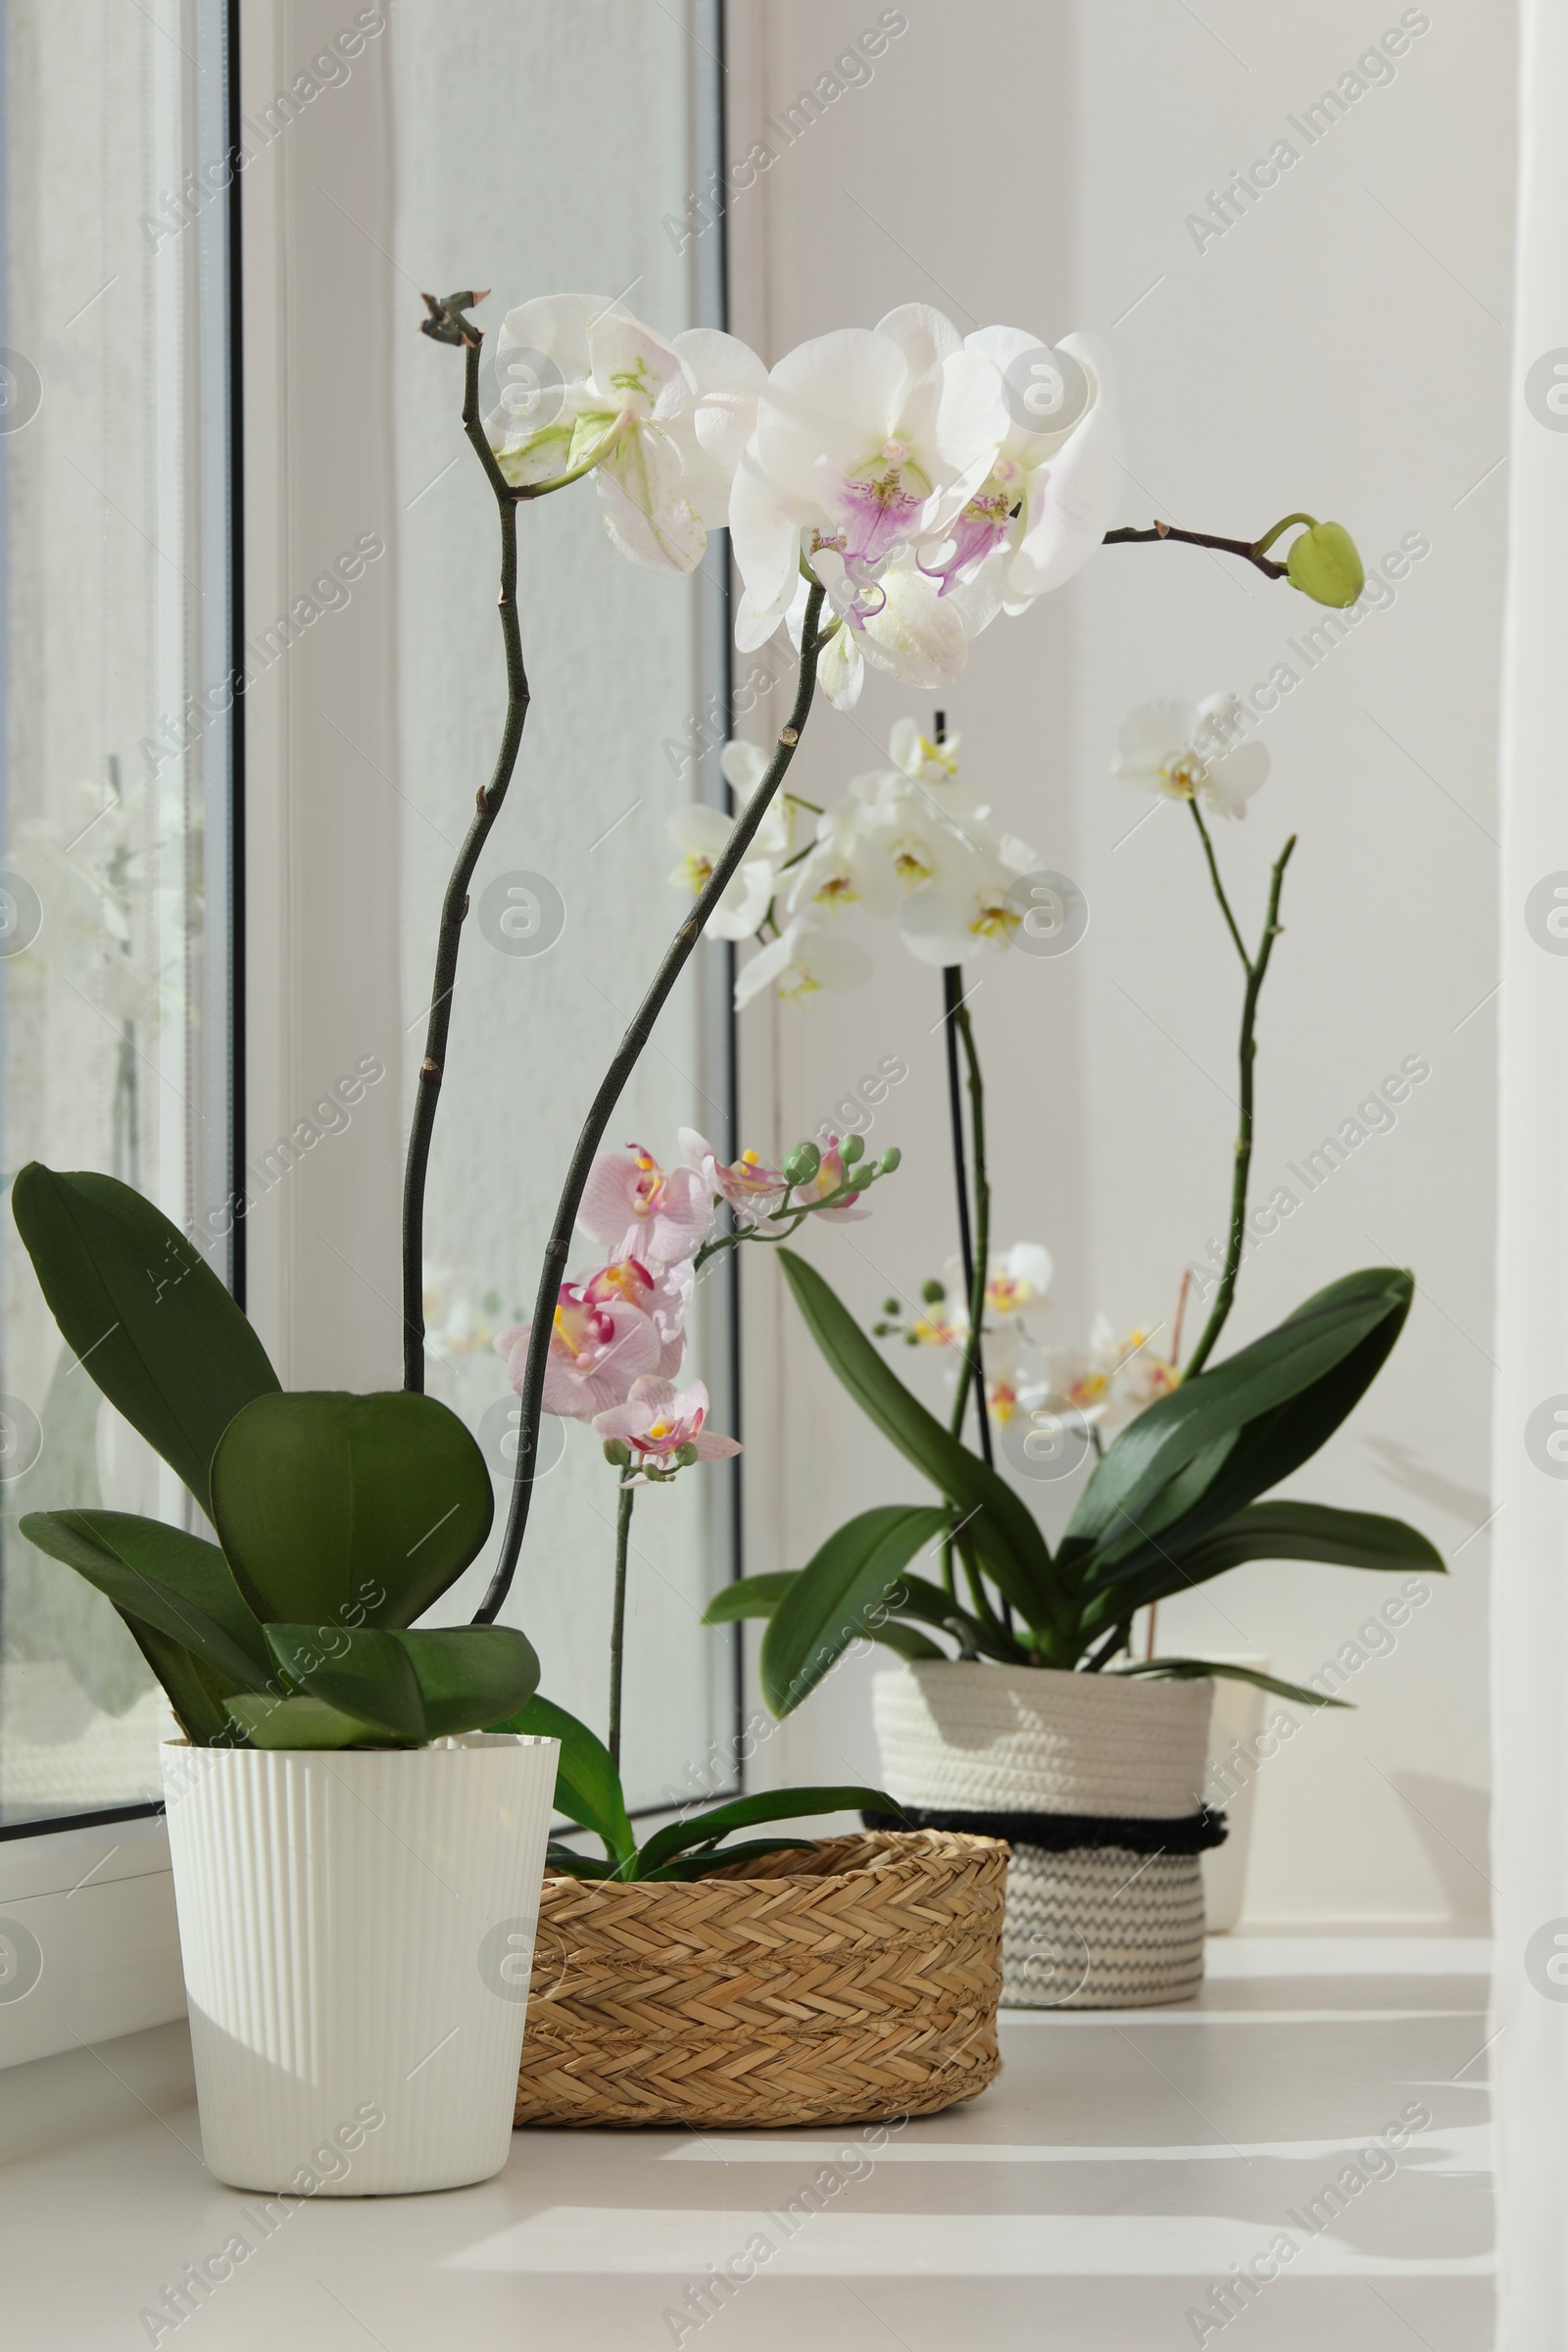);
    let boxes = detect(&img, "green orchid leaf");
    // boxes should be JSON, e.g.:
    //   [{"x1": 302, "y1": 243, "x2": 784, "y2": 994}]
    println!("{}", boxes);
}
[
  {"x1": 777, "y1": 1250, "x2": 1057, "y2": 1631},
  {"x1": 545, "y1": 1841, "x2": 613, "y2": 1880},
  {"x1": 211, "y1": 1391, "x2": 493, "y2": 1630},
  {"x1": 643, "y1": 1837, "x2": 818, "y2": 1883},
  {"x1": 760, "y1": 1504, "x2": 954, "y2": 1716},
  {"x1": 635, "y1": 1785, "x2": 901, "y2": 1878},
  {"x1": 1111, "y1": 1656, "x2": 1351, "y2": 1709},
  {"x1": 1064, "y1": 1268, "x2": 1413, "y2": 1563},
  {"x1": 1084, "y1": 1501, "x2": 1444, "y2": 1628},
  {"x1": 488, "y1": 1693, "x2": 634, "y2": 1869},
  {"x1": 20, "y1": 1509, "x2": 271, "y2": 1691},
  {"x1": 12, "y1": 1164, "x2": 279, "y2": 1511},
  {"x1": 223, "y1": 1692, "x2": 395, "y2": 1748},
  {"x1": 863, "y1": 1618, "x2": 948, "y2": 1662},
  {"x1": 265, "y1": 1623, "x2": 425, "y2": 1745},
  {"x1": 128, "y1": 1619, "x2": 244, "y2": 1747},
  {"x1": 392, "y1": 1626, "x2": 540, "y2": 1739},
  {"x1": 702, "y1": 1573, "x2": 799, "y2": 1623},
  {"x1": 1079, "y1": 1289, "x2": 1422, "y2": 1608}
]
